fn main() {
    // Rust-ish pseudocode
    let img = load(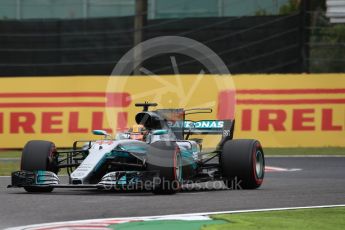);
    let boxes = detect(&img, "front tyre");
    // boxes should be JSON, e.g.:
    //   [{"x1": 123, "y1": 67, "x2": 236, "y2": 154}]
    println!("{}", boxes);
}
[
  {"x1": 146, "y1": 141, "x2": 182, "y2": 195},
  {"x1": 221, "y1": 139, "x2": 265, "y2": 189},
  {"x1": 21, "y1": 140, "x2": 58, "y2": 193}
]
